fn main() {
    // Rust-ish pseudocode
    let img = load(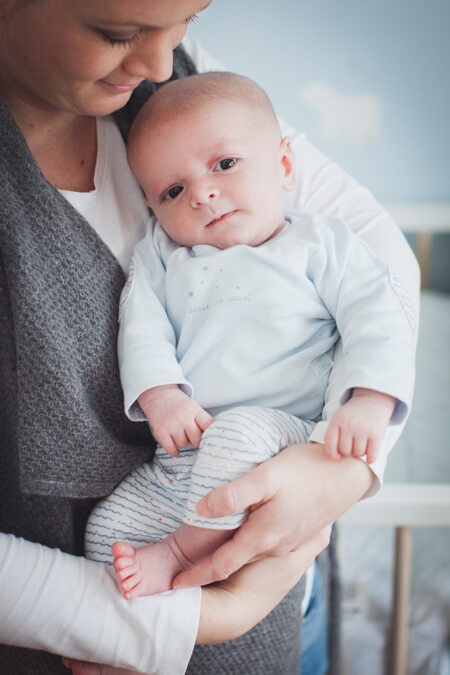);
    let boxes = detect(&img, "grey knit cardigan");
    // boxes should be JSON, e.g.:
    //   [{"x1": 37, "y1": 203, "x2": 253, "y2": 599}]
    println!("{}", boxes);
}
[{"x1": 0, "y1": 45, "x2": 338, "y2": 674}]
